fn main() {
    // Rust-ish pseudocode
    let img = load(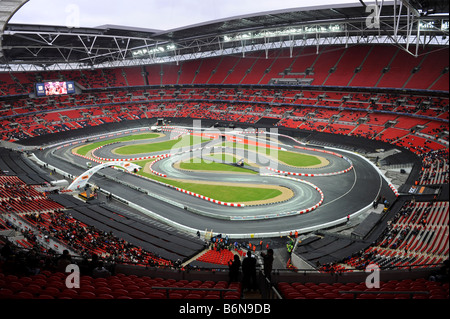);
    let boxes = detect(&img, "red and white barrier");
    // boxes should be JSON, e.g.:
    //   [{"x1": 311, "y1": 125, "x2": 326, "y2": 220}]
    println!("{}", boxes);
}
[{"x1": 265, "y1": 164, "x2": 353, "y2": 177}]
